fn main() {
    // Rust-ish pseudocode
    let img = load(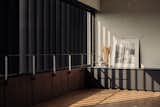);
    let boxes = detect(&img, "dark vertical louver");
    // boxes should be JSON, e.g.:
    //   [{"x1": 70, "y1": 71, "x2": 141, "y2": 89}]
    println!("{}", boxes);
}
[
  {"x1": 43, "y1": 0, "x2": 50, "y2": 71},
  {"x1": 4, "y1": 0, "x2": 92, "y2": 74},
  {"x1": 50, "y1": 0, "x2": 56, "y2": 54},
  {"x1": 83, "y1": 10, "x2": 87, "y2": 64},
  {"x1": 28, "y1": 0, "x2": 36, "y2": 73},
  {"x1": 36, "y1": 0, "x2": 43, "y2": 72},
  {"x1": 56, "y1": 0, "x2": 61, "y2": 69},
  {"x1": 50, "y1": 0, "x2": 56, "y2": 71},
  {"x1": 61, "y1": 1, "x2": 66, "y2": 68},
  {"x1": 19, "y1": 0, "x2": 28, "y2": 74},
  {"x1": 7, "y1": 0, "x2": 19, "y2": 74},
  {"x1": 66, "y1": 3, "x2": 70, "y2": 53}
]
